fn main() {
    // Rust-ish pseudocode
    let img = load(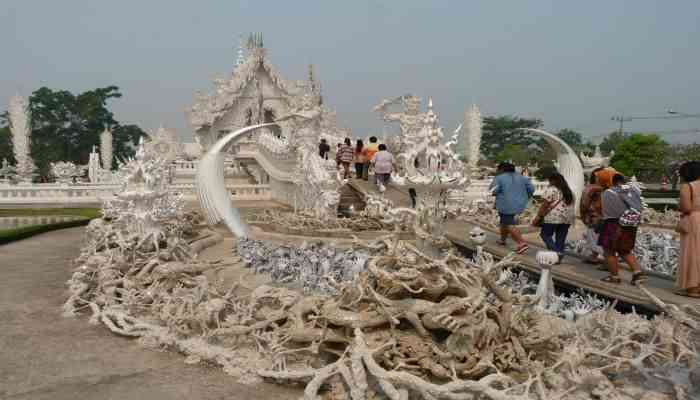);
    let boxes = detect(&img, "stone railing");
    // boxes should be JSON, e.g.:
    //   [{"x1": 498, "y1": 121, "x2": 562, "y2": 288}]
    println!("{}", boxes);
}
[
  {"x1": 448, "y1": 179, "x2": 548, "y2": 203},
  {"x1": 0, "y1": 182, "x2": 271, "y2": 205}
]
